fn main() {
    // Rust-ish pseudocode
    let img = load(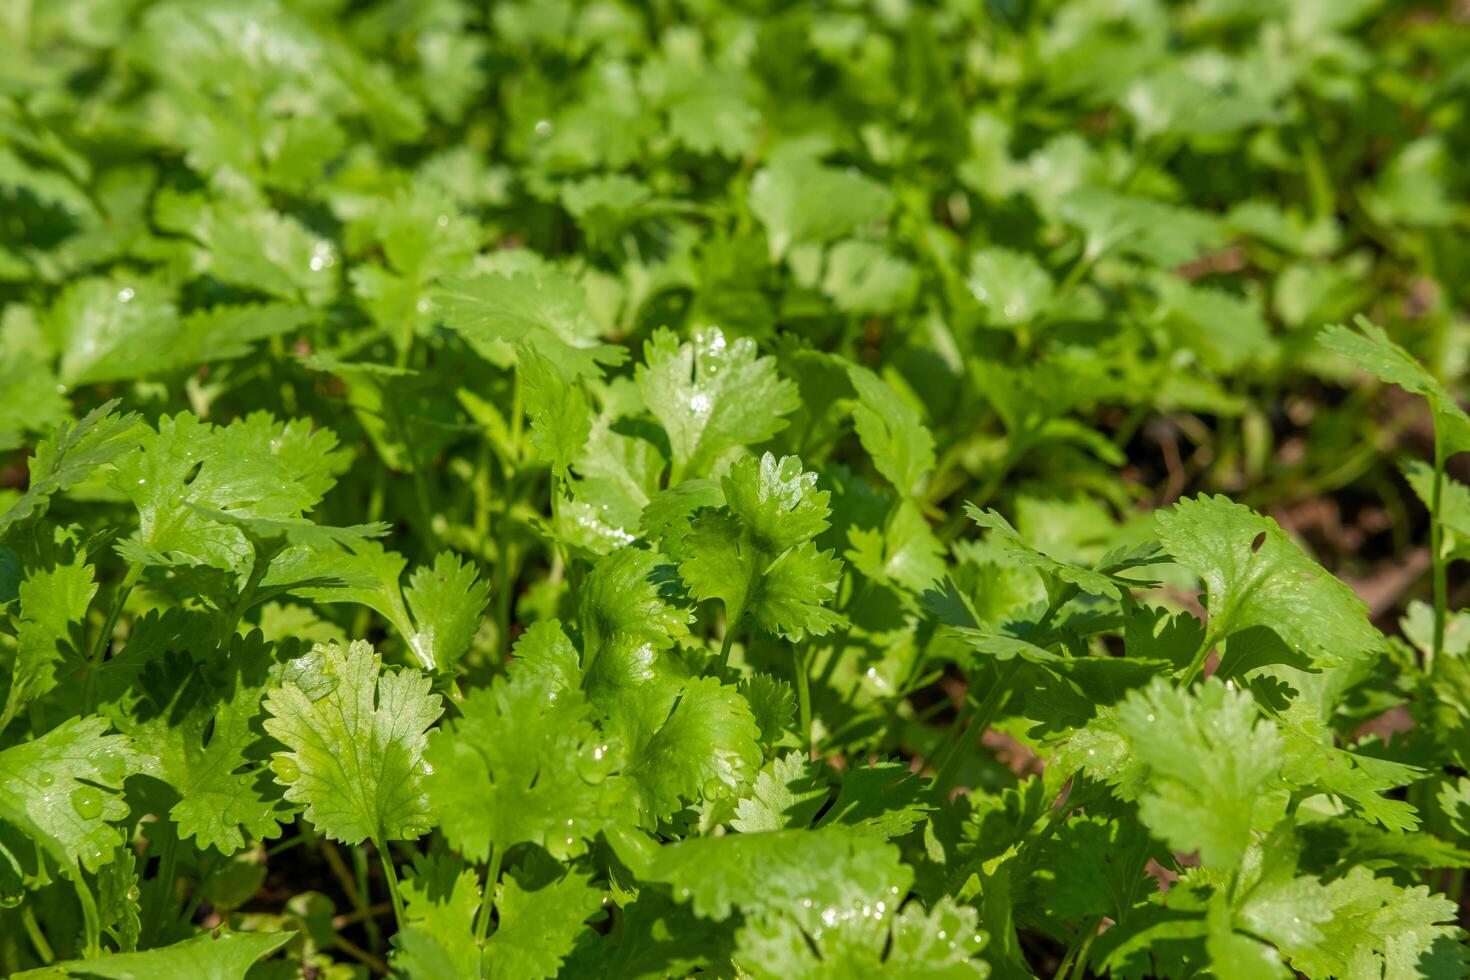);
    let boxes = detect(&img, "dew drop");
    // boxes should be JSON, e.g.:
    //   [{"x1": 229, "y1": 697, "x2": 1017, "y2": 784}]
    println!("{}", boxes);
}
[
  {"x1": 0, "y1": 891, "x2": 22, "y2": 909},
  {"x1": 271, "y1": 756, "x2": 301, "y2": 782},
  {"x1": 576, "y1": 747, "x2": 609, "y2": 785},
  {"x1": 117, "y1": 287, "x2": 135, "y2": 303},
  {"x1": 70, "y1": 786, "x2": 103, "y2": 820},
  {"x1": 534, "y1": 119, "x2": 552, "y2": 136},
  {"x1": 126, "y1": 885, "x2": 141, "y2": 903},
  {"x1": 36, "y1": 772, "x2": 54, "y2": 788},
  {"x1": 701, "y1": 778, "x2": 727, "y2": 800}
]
